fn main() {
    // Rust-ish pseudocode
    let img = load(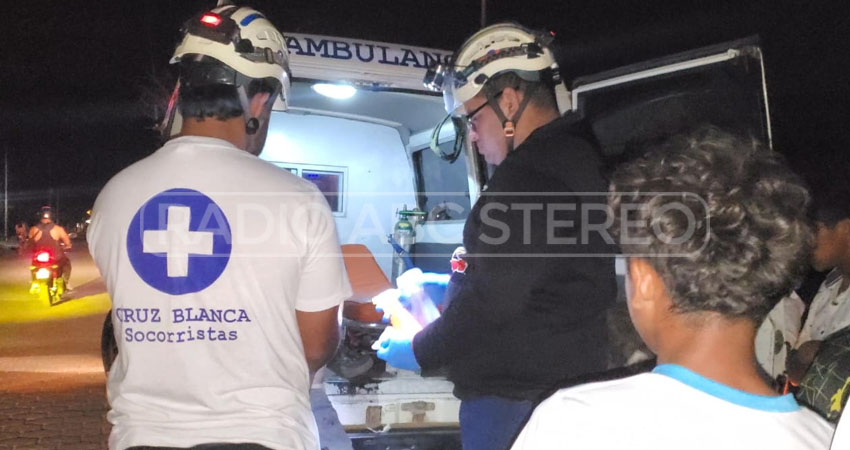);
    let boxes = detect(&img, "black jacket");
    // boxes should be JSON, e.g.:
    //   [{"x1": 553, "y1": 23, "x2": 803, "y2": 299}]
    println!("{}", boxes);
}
[{"x1": 412, "y1": 115, "x2": 617, "y2": 400}]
